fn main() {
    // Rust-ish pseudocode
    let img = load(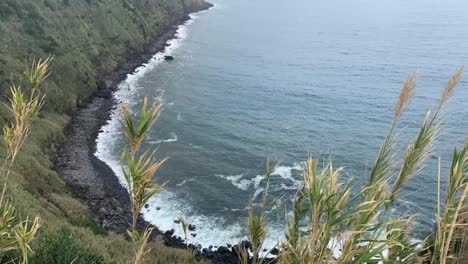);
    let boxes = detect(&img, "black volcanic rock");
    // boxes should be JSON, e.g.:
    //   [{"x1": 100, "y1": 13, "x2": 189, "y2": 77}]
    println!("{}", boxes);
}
[
  {"x1": 217, "y1": 246, "x2": 230, "y2": 254},
  {"x1": 165, "y1": 229, "x2": 175, "y2": 236},
  {"x1": 241, "y1": 240, "x2": 252, "y2": 250},
  {"x1": 271, "y1": 247, "x2": 279, "y2": 255}
]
